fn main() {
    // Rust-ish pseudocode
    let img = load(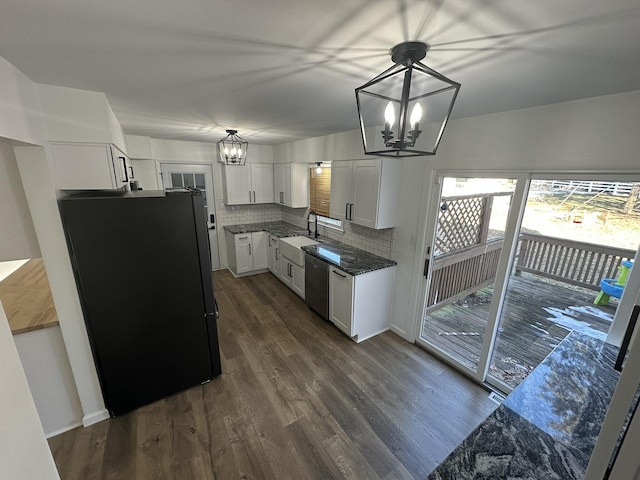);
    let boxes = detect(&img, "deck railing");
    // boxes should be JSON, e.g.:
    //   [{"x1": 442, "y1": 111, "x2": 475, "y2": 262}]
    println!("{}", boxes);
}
[
  {"x1": 515, "y1": 234, "x2": 636, "y2": 291},
  {"x1": 426, "y1": 240, "x2": 503, "y2": 312},
  {"x1": 426, "y1": 233, "x2": 635, "y2": 312}
]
